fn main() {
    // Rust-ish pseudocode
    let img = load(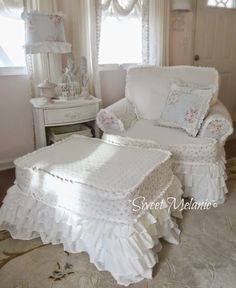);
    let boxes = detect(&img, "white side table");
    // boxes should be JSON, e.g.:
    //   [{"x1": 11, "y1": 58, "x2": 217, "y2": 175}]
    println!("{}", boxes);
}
[{"x1": 30, "y1": 96, "x2": 101, "y2": 149}]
